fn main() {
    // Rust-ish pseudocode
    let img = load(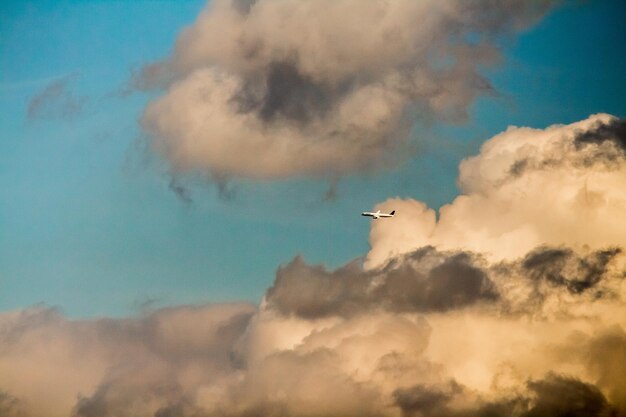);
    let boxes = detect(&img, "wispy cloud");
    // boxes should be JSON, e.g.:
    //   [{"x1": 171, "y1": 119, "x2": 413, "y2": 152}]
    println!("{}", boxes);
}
[
  {"x1": 26, "y1": 73, "x2": 87, "y2": 121},
  {"x1": 168, "y1": 176, "x2": 193, "y2": 205}
]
